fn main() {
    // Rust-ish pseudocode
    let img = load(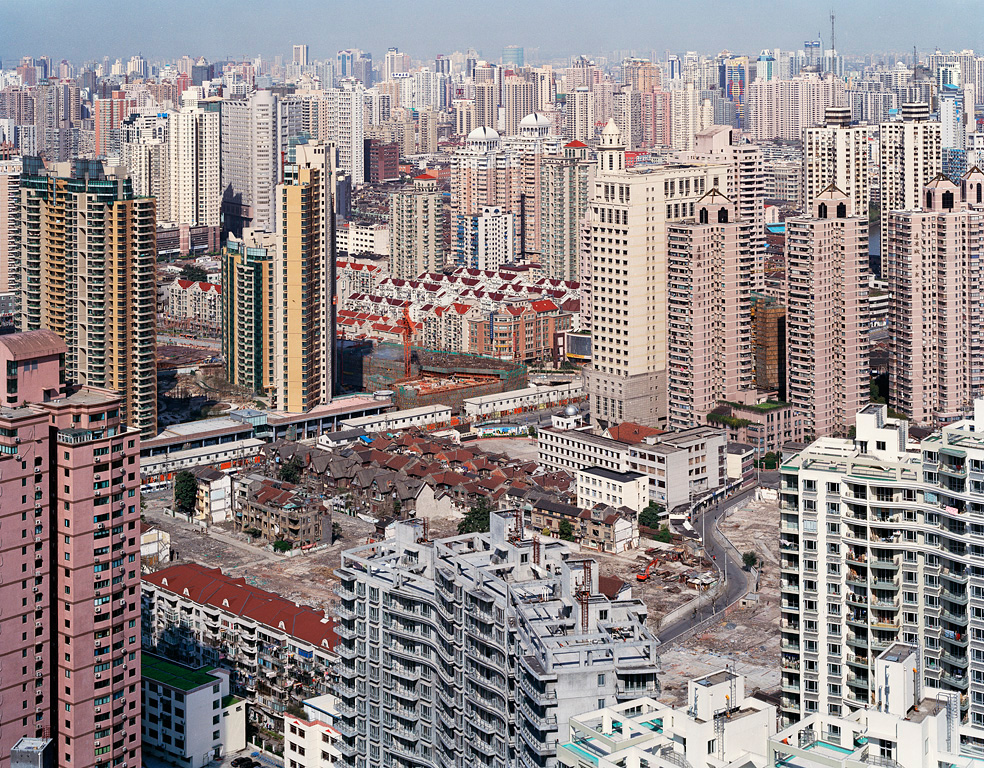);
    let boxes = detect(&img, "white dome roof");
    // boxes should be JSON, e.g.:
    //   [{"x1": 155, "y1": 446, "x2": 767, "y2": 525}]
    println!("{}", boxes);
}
[
  {"x1": 467, "y1": 126, "x2": 500, "y2": 141},
  {"x1": 519, "y1": 113, "x2": 552, "y2": 128}
]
